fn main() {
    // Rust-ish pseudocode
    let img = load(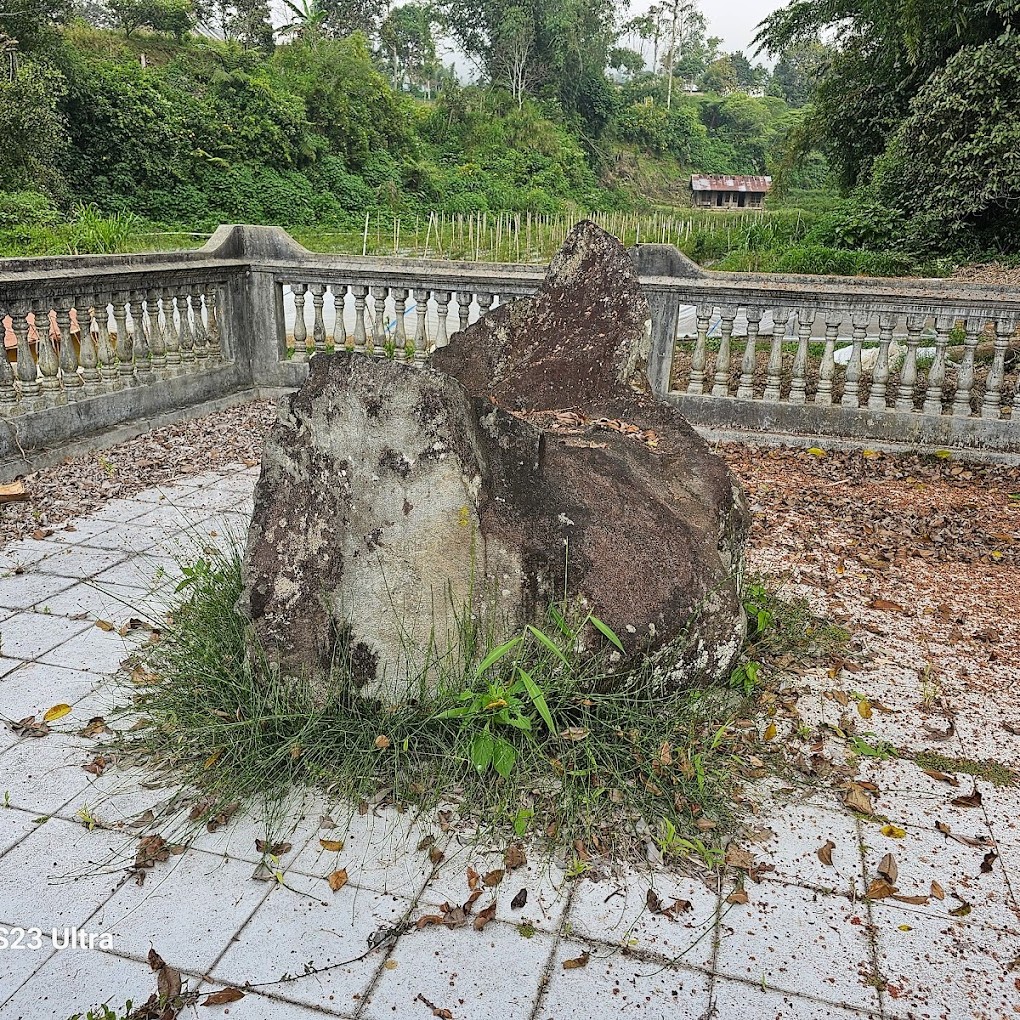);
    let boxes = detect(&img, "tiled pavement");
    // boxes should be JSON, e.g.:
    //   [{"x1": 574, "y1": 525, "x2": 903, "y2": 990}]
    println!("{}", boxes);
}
[{"x1": 0, "y1": 465, "x2": 1018, "y2": 1020}]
